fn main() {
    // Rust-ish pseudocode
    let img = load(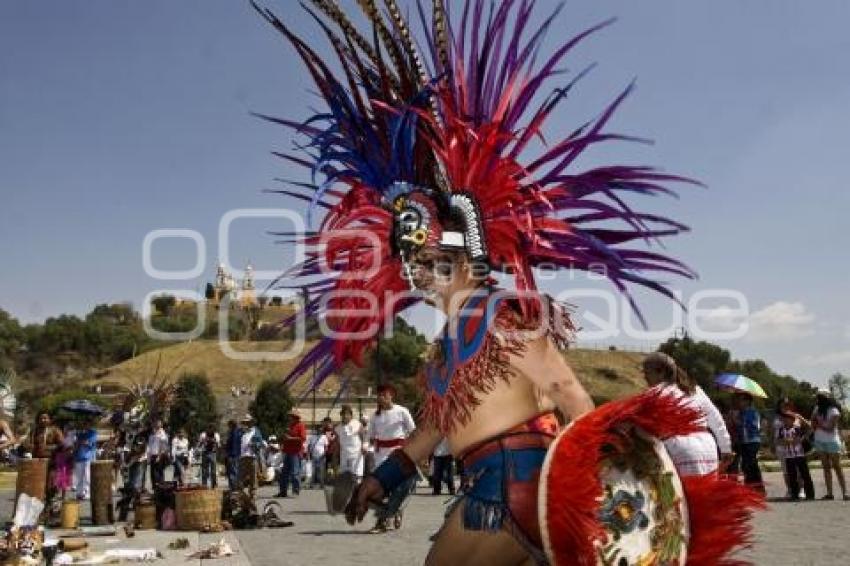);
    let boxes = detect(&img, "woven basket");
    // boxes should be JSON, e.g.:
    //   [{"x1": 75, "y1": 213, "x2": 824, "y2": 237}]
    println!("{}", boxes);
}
[
  {"x1": 175, "y1": 489, "x2": 222, "y2": 531},
  {"x1": 134, "y1": 502, "x2": 157, "y2": 530}
]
